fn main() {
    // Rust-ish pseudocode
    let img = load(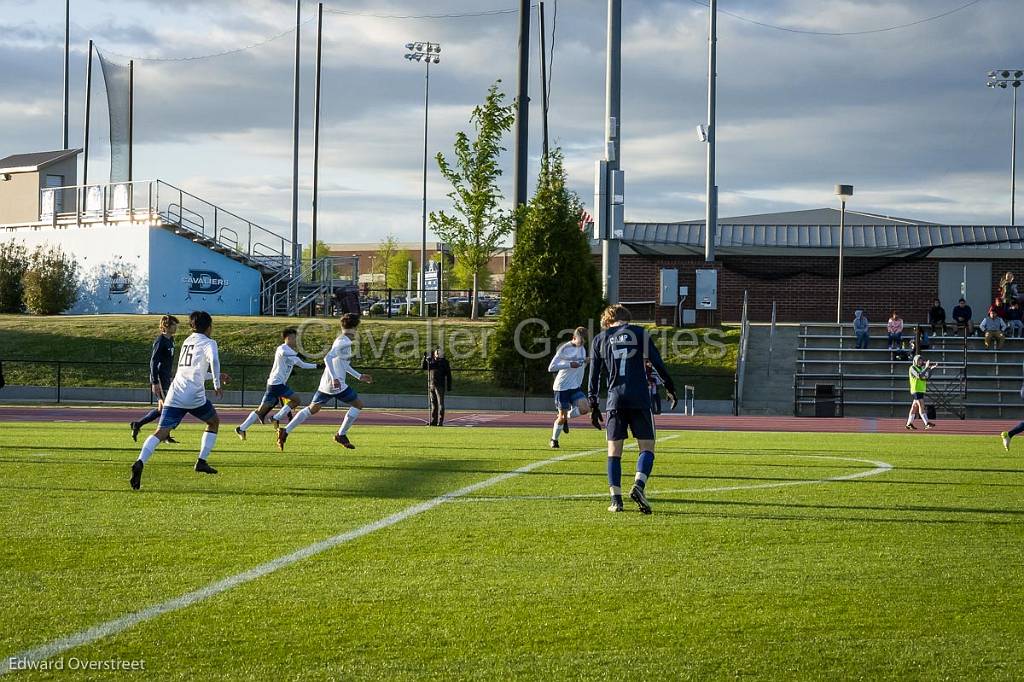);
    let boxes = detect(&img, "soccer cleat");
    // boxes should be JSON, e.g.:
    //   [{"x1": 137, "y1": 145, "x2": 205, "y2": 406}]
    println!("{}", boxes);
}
[
  {"x1": 925, "y1": 423, "x2": 935, "y2": 430},
  {"x1": 629, "y1": 484, "x2": 653, "y2": 514},
  {"x1": 194, "y1": 459, "x2": 217, "y2": 474},
  {"x1": 166, "y1": 434, "x2": 179, "y2": 444},
  {"x1": 235, "y1": 426, "x2": 246, "y2": 441},
  {"x1": 334, "y1": 434, "x2": 356, "y2": 449},
  {"x1": 277, "y1": 429, "x2": 288, "y2": 452},
  {"x1": 608, "y1": 502, "x2": 623, "y2": 512},
  {"x1": 129, "y1": 422, "x2": 141, "y2": 442},
  {"x1": 550, "y1": 439, "x2": 559, "y2": 449},
  {"x1": 129, "y1": 460, "x2": 144, "y2": 490},
  {"x1": 270, "y1": 417, "x2": 280, "y2": 431},
  {"x1": 905, "y1": 423, "x2": 917, "y2": 430},
  {"x1": 1002, "y1": 431, "x2": 1011, "y2": 451}
]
